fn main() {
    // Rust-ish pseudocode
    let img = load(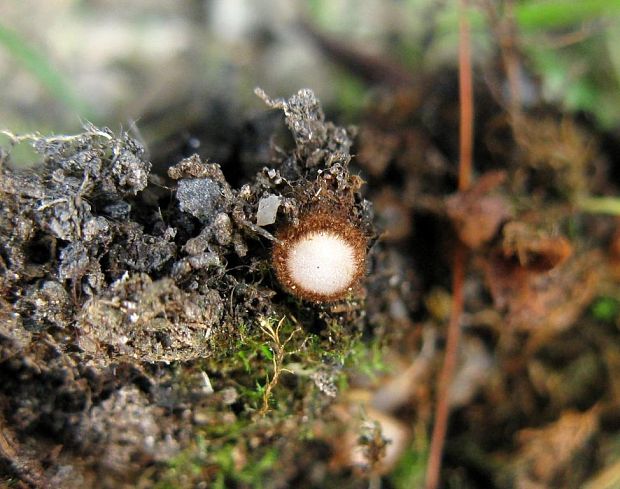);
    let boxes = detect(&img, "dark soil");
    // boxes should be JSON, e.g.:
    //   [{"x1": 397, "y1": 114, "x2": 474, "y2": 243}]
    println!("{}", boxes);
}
[{"x1": 2, "y1": 75, "x2": 620, "y2": 489}]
